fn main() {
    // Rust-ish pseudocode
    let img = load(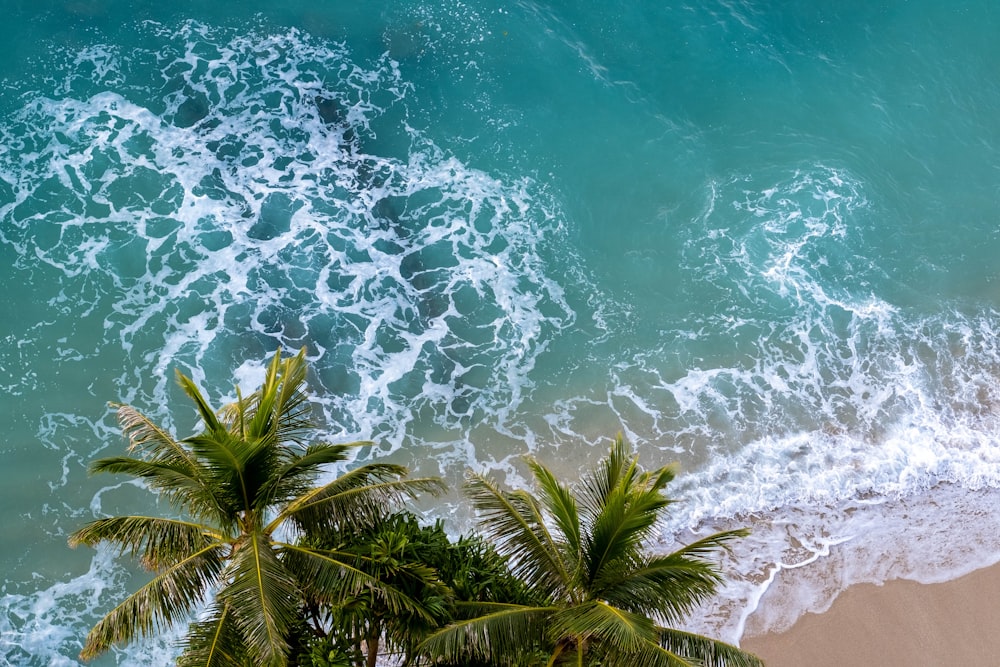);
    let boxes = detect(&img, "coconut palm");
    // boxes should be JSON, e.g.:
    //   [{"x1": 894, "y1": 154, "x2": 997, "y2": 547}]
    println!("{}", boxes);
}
[
  {"x1": 69, "y1": 348, "x2": 444, "y2": 666},
  {"x1": 419, "y1": 434, "x2": 764, "y2": 667}
]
